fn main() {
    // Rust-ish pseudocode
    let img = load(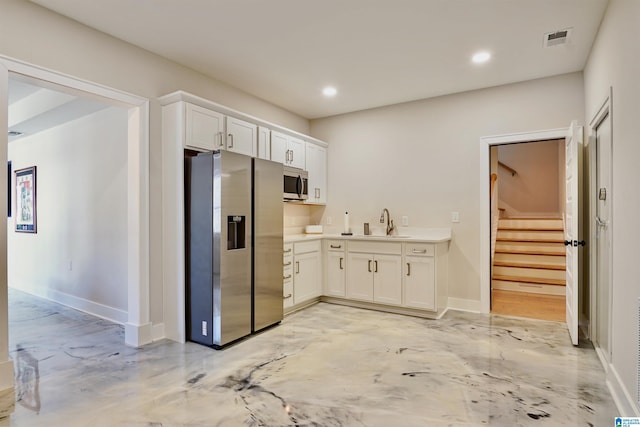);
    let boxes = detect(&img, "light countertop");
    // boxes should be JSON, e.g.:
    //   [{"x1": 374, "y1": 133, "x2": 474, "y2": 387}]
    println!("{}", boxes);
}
[{"x1": 284, "y1": 228, "x2": 452, "y2": 244}]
